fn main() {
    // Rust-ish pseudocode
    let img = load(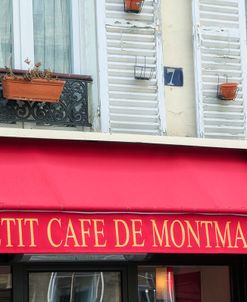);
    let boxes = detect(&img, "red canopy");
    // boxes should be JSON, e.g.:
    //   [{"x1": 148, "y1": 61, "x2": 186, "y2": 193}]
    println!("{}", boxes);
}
[{"x1": 0, "y1": 138, "x2": 247, "y2": 214}]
